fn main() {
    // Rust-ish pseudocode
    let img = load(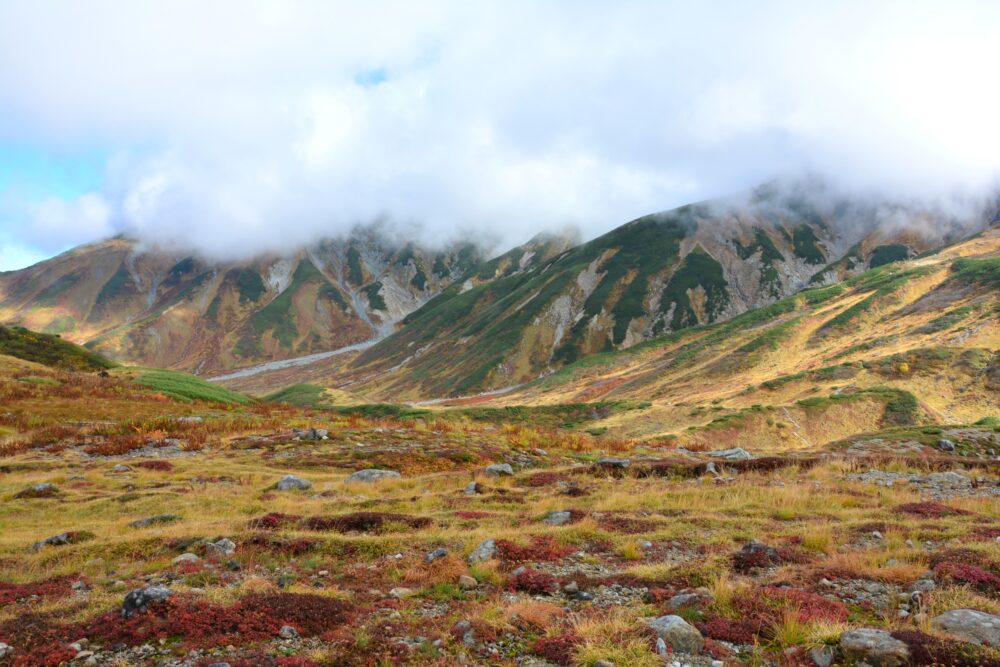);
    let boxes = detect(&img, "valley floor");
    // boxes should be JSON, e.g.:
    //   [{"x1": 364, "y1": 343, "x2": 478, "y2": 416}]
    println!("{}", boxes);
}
[{"x1": 1, "y1": 360, "x2": 999, "y2": 666}]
